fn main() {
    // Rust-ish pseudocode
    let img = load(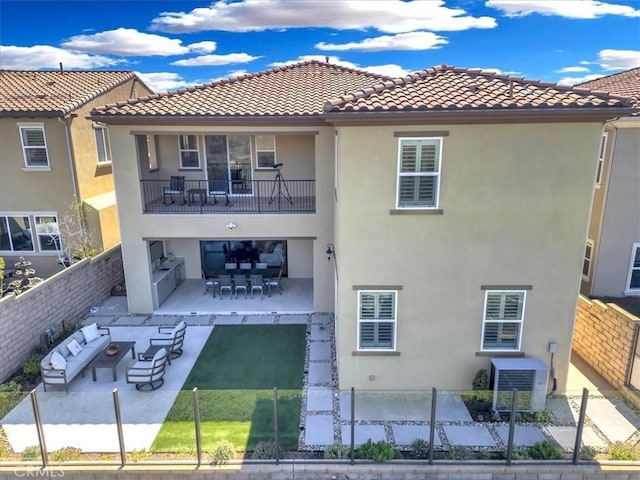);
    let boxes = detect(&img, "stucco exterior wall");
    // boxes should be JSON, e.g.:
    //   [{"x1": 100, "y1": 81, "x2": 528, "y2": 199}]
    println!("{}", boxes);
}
[
  {"x1": 591, "y1": 126, "x2": 640, "y2": 297},
  {"x1": 108, "y1": 125, "x2": 334, "y2": 314},
  {"x1": 335, "y1": 122, "x2": 602, "y2": 391}
]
